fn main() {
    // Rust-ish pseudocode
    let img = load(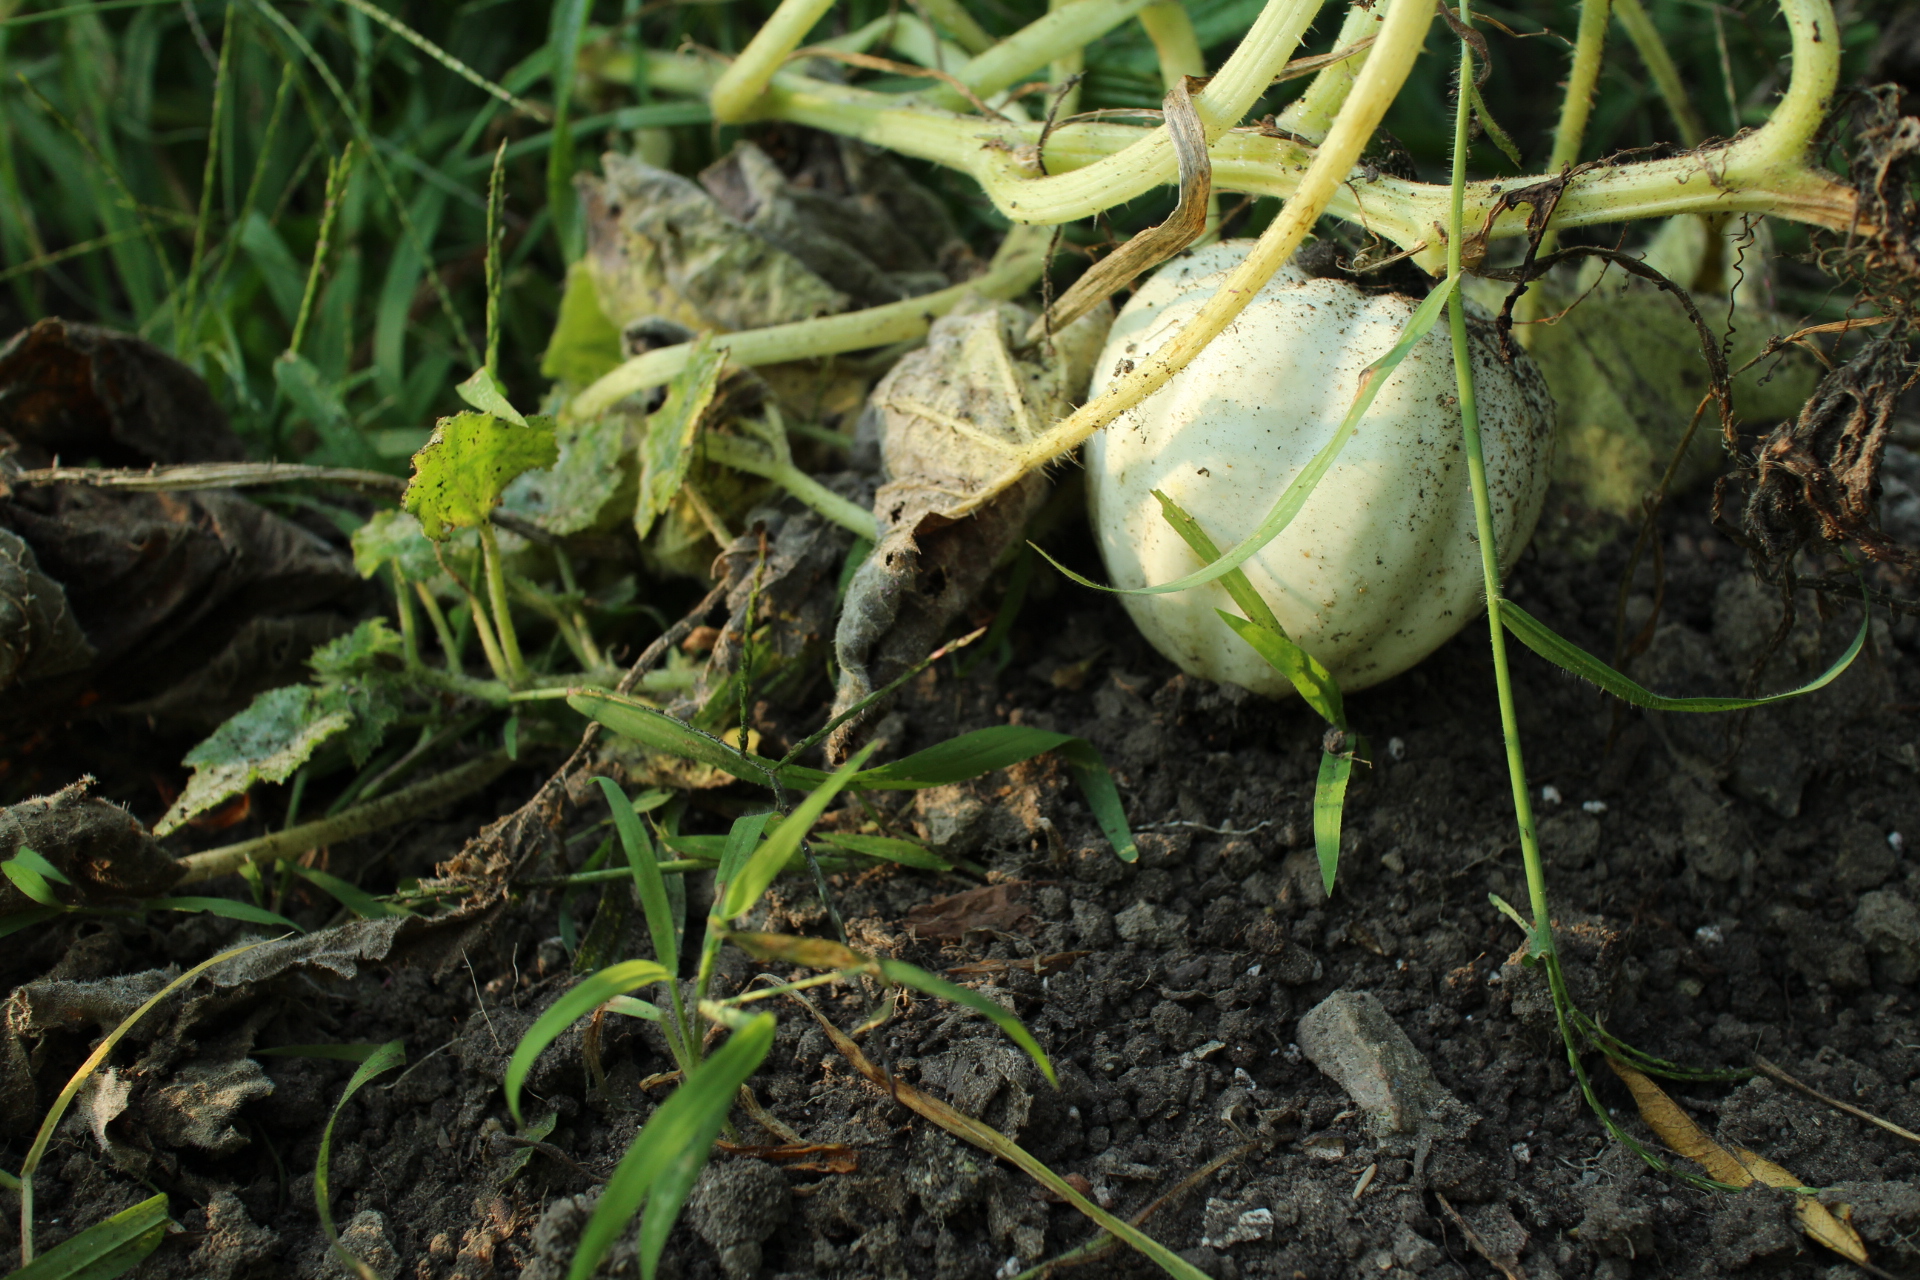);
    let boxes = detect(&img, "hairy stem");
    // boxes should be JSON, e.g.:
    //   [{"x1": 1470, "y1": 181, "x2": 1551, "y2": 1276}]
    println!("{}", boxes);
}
[
  {"x1": 1272, "y1": 1, "x2": 1380, "y2": 143},
  {"x1": 479, "y1": 523, "x2": 530, "y2": 688},
  {"x1": 702, "y1": 433, "x2": 881, "y2": 540},
  {"x1": 1611, "y1": 0, "x2": 1705, "y2": 147},
  {"x1": 177, "y1": 754, "x2": 515, "y2": 884}
]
